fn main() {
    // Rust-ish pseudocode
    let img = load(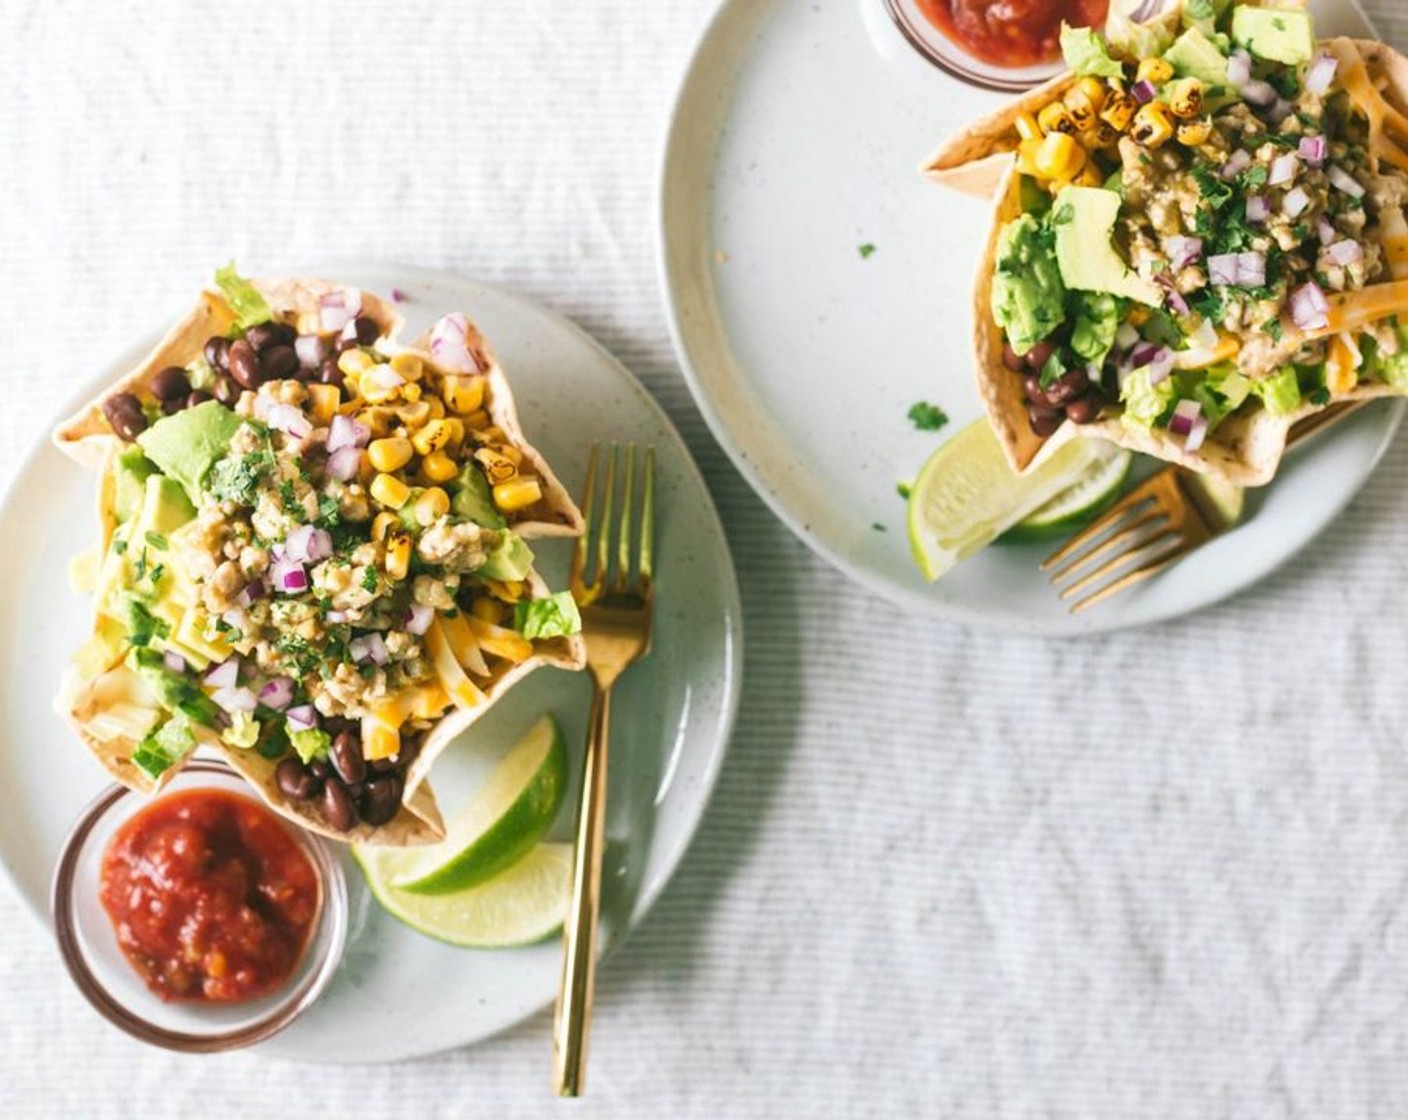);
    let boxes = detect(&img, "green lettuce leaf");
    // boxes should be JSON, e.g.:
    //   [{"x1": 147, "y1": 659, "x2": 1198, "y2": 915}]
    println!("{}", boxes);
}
[
  {"x1": 1105, "y1": 0, "x2": 1180, "y2": 58},
  {"x1": 1070, "y1": 292, "x2": 1125, "y2": 369},
  {"x1": 514, "y1": 592, "x2": 582, "y2": 640},
  {"x1": 1121, "y1": 366, "x2": 1178, "y2": 428},
  {"x1": 289, "y1": 727, "x2": 331, "y2": 765},
  {"x1": 1060, "y1": 24, "x2": 1124, "y2": 79},
  {"x1": 132, "y1": 711, "x2": 196, "y2": 780},
  {"x1": 1250, "y1": 366, "x2": 1302, "y2": 415},
  {"x1": 214, "y1": 261, "x2": 272, "y2": 329}
]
